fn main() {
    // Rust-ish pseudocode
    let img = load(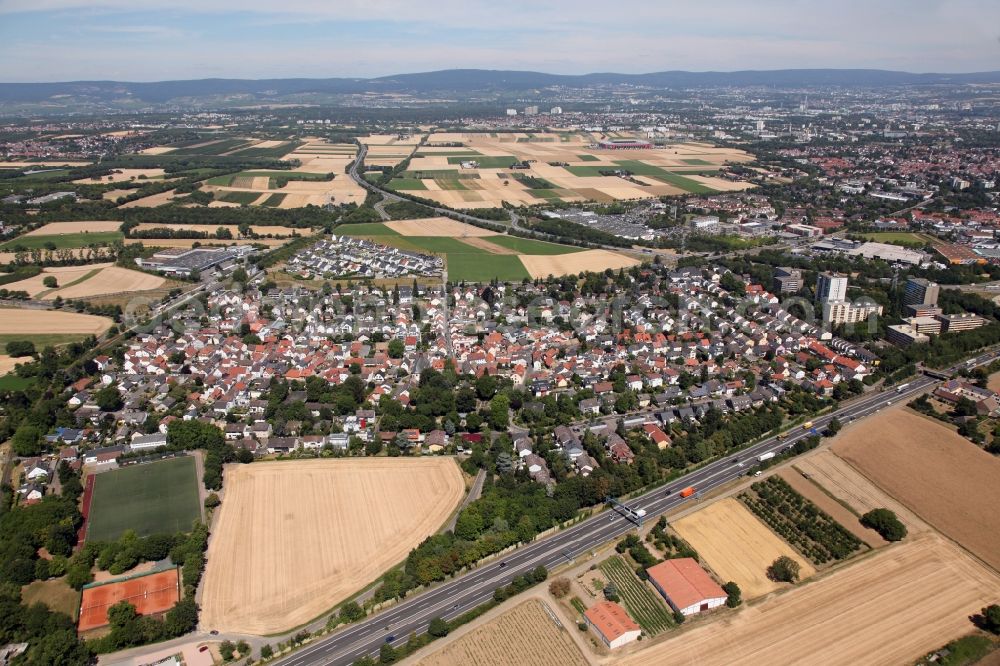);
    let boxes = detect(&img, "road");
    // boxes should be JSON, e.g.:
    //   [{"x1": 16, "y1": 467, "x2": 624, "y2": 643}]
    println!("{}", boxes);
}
[{"x1": 274, "y1": 368, "x2": 969, "y2": 666}]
